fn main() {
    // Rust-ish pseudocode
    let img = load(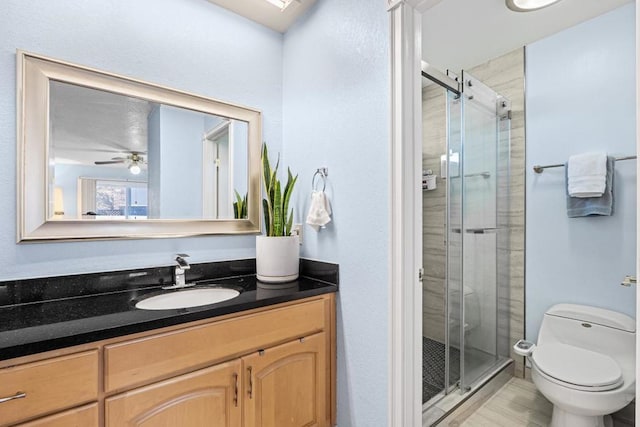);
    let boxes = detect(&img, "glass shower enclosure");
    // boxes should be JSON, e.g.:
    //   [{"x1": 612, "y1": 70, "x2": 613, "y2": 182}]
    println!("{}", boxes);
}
[{"x1": 421, "y1": 64, "x2": 511, "y2": 407}]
